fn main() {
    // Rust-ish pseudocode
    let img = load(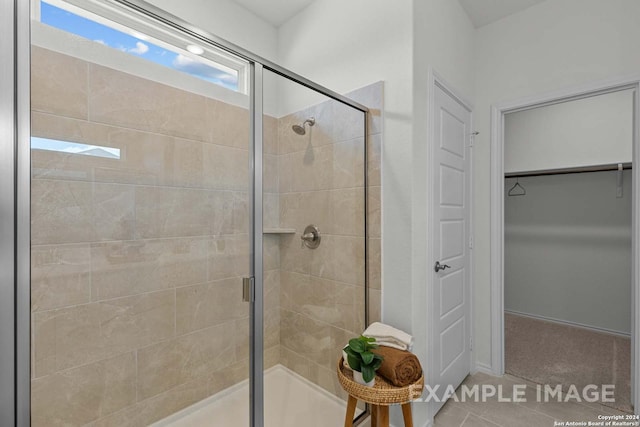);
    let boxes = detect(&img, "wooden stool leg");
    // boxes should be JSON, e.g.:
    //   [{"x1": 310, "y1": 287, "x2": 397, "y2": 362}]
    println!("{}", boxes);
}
[
  {"x1": 344, "y1": 395, "x2": 358, "y2": 427},
  {"x1": 370, "y1": 404, "x2": 378, "y2": 427},
  {"x1": 401, "y1": 403, "x2": 413, "y2": 427},
  {"x1": 378, "y1": 405, "x2": 389, "y2": 427}
]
